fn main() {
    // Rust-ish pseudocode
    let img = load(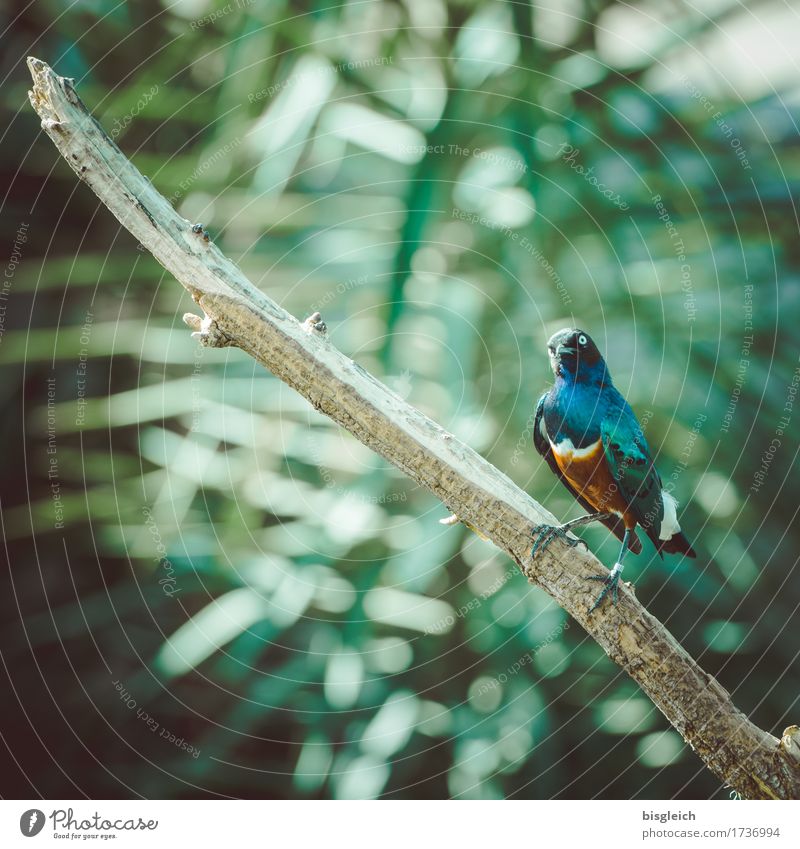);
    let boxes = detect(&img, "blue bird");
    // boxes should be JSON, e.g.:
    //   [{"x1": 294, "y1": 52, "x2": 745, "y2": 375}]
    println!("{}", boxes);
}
[{"x1": 531, "y1": 328, "x2": 696, "y2": 611}]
